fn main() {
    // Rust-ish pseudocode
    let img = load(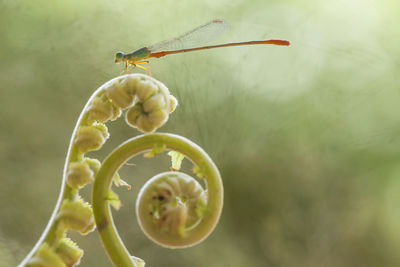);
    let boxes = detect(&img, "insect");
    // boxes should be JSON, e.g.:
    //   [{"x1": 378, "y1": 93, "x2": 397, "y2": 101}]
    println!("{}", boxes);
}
[{"x1": 115, "y1": 19, "x2": 290, "y2": 74}]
